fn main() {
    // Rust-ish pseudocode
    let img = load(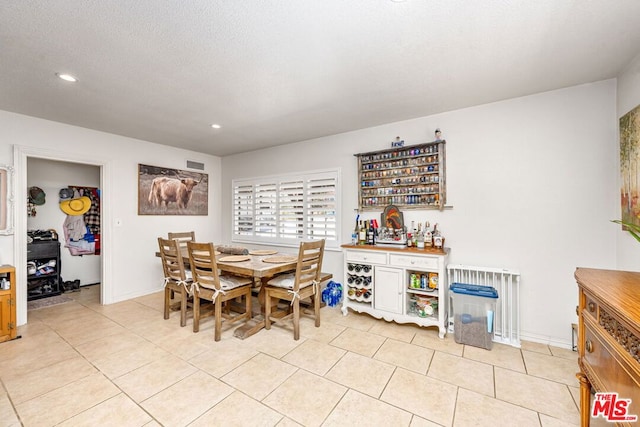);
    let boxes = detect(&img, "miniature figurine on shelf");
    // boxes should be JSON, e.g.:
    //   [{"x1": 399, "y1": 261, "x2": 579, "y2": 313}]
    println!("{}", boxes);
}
[
  {"x1": 391, "y1": 136, "x2": 404, "y2": 147},
  {"x1": 435, "y1": 128, "x2": 443, "y2": 141}
]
